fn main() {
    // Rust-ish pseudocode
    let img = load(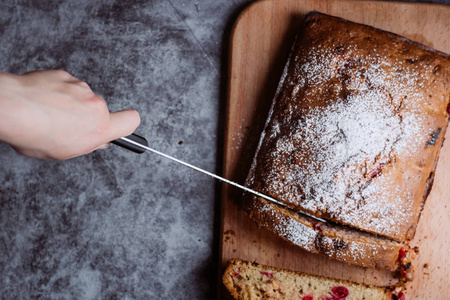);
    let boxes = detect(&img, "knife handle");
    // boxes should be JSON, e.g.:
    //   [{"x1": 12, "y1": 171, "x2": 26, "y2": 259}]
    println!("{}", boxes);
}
[{"x1": 111, "y1": 133, "x2": 148, "y2": 154}]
